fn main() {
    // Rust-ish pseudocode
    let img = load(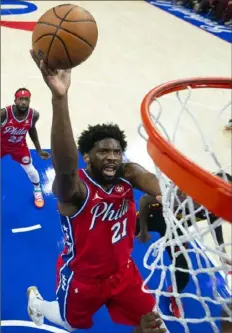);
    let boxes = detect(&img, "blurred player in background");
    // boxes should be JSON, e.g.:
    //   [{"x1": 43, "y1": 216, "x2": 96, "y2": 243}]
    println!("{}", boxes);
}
[
  {"x1": 137, "y1": 172, "x2": 232, "y2": 318},
  {"x1": 1, "y1": 88, "x2": 50, "y2": 208},
  {"x1": 225, "y1": 118, "x2": 232, "y2": 130}
]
